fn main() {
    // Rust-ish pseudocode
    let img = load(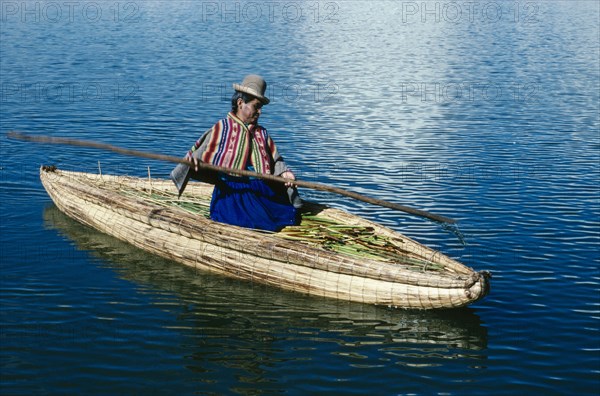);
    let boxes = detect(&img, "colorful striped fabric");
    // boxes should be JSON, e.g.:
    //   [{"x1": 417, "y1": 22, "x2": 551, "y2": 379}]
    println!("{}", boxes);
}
[{"x1": 194, "y1": 112, "x2": 280, "y2": 174}]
